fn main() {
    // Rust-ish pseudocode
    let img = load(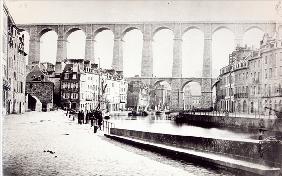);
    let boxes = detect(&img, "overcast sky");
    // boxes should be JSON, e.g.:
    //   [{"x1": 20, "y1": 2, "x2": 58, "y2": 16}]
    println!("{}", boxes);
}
[{"x1": 6, "y1": 0, "x2": 279, "y2": 78}]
